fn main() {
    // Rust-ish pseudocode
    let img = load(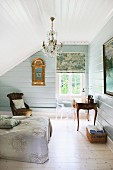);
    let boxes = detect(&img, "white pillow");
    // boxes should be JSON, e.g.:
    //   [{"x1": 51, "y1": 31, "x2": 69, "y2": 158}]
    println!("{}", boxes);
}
[{"x1": 12, "y1": 99, "x2": 26, "y2": 109}]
